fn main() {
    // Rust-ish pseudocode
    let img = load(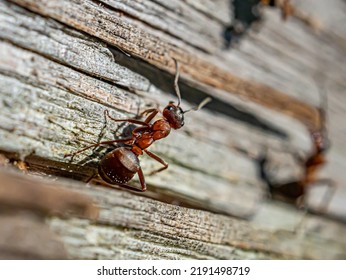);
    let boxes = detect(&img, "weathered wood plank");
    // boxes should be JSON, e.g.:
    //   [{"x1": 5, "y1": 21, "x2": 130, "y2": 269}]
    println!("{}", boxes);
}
[
  {"x1": 0, "y1": 214, "x2": 68, "y2": 259},
  {"x1": 0, "y1": 0, "x2": 346, "y2": 260},
  {"x1": 223, "y1": 10, "x2": 346, "y2": 105},
  {"x1": 222, "y1": 5, "x2": 346, "y2": 218},
  {"x1": 2, "y1": 168, "x2": 346, "y2": 260},
  {"x1": 0, "y1": 168, "x2": 99, "y2": 219},
  {"x1": 0, "y1": 168, "x2": 99, "y2": 259},
  {"x1": 99, "y1": 0, "x2": 225, "y2": 53},
  {"x1": 292, "y1": 0, "x2": 346, "y2": 40},
  {"x1": 1, "y1": 0, "x2": 344, "y2": 218},
  {"x1": 0, "y1": 40, "x2": 265, "y2": 217},
  {"x1": 0, "y1": 0, "x2": 309, "y2": 157},
  {"x1": 8, "y1": 0, "x2": 320, "y2": 129},
  {"x1": 0, "y1": 2, "x2": 150, "y2": 91},
  {"x1": 182, "y1": 0, "x2": 232, "y2": 25}
]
